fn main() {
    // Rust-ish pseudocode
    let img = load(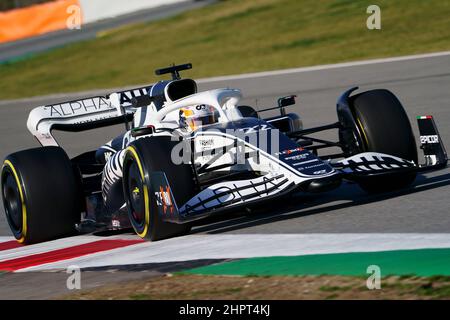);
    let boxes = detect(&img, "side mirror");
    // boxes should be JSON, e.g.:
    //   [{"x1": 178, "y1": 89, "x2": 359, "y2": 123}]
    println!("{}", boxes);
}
[
  {"x1": 256, "y1": 95, "x2": 297, "y2": 116},
  {"x1": 278, "y1": 95, "x2": 297, "y2": 108},
  {"x1": 277, "y1": 95, "x2": 297, "y2": 116}
]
